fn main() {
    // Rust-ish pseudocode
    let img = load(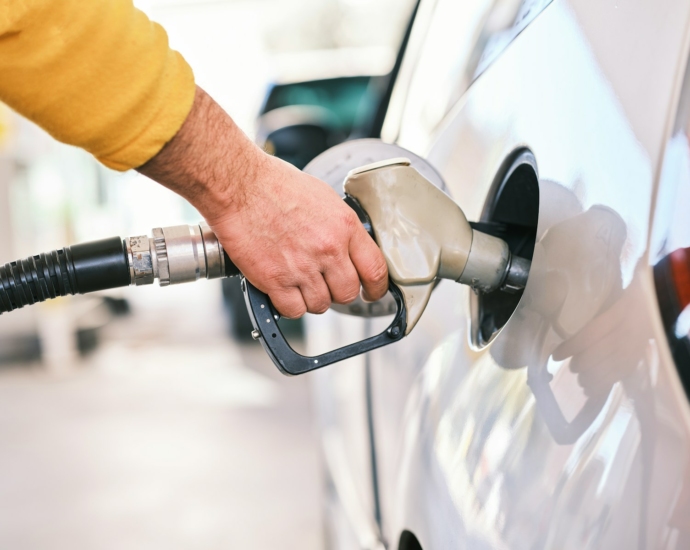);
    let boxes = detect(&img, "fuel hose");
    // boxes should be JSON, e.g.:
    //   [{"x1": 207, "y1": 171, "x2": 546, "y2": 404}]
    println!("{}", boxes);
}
[{"x1": 0, "y1": 224, "x2": 239, "y2": 315}]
